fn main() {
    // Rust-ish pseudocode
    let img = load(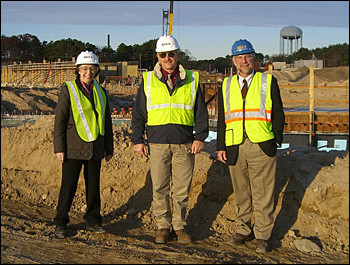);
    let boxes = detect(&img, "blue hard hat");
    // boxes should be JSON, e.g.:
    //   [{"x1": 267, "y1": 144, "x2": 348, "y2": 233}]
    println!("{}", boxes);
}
[{"x1": 231, "y1": 39, "x2": 255, "y2": 56}]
